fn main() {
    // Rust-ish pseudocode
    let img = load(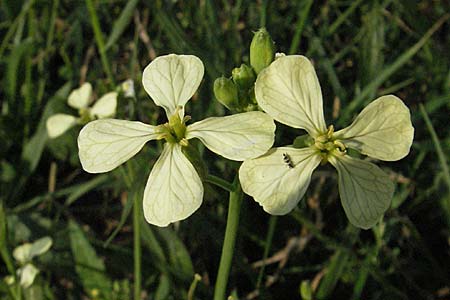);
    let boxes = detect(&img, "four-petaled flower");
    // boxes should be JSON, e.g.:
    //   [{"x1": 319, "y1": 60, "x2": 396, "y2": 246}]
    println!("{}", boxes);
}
[
  {"x1": 239, "y1": 55, "x2": 414, "y2": 229},
  {"x1": 46, "y1": 82, "x2": 117, "y2": 138},
  {"x1": 77, "y1": 54, "x2": 275, "y2": 226}
]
